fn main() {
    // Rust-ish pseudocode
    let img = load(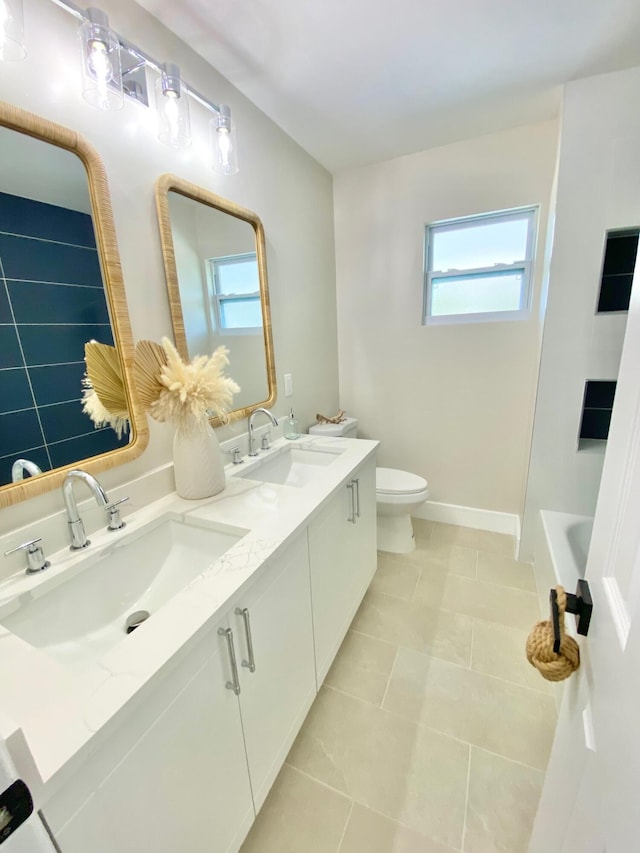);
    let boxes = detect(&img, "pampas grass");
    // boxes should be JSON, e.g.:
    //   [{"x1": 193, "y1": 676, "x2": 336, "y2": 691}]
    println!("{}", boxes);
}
[{"x1": 135, "y1": 338, "x2": 240, "y2": 431}]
